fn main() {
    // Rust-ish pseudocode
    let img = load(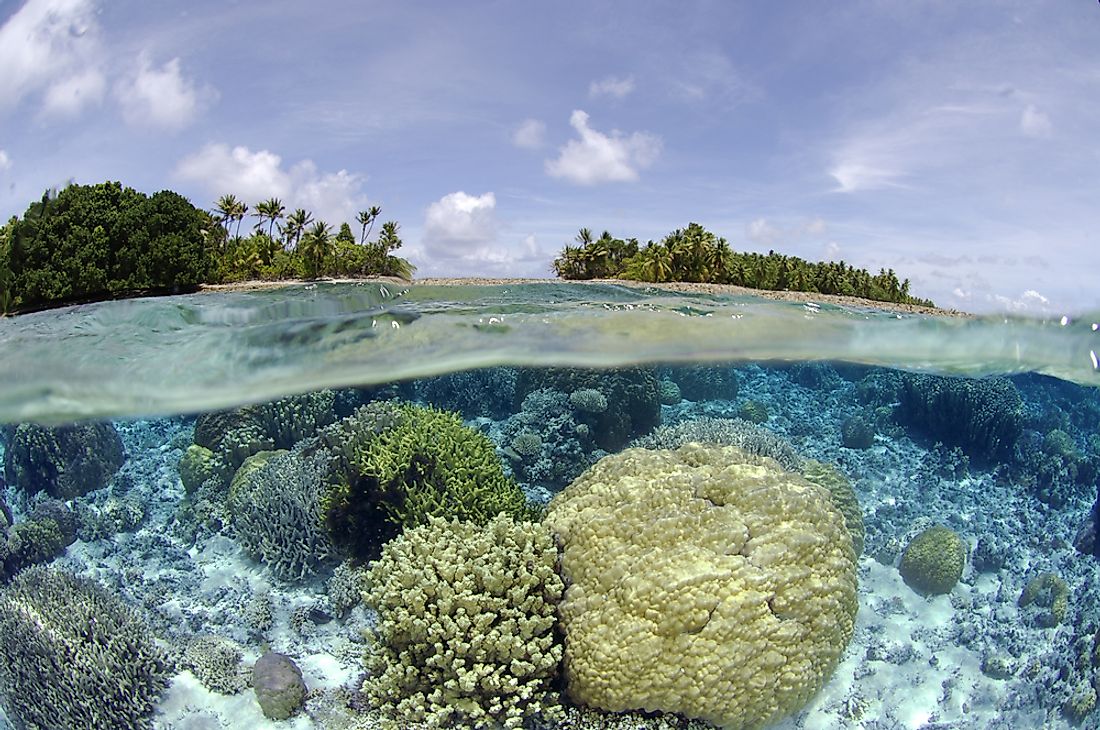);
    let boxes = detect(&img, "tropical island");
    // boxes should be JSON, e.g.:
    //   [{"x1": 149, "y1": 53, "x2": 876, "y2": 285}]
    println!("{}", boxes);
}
[{"x1": 0, "y1": 180, "x2": 935, "y2": 315}]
